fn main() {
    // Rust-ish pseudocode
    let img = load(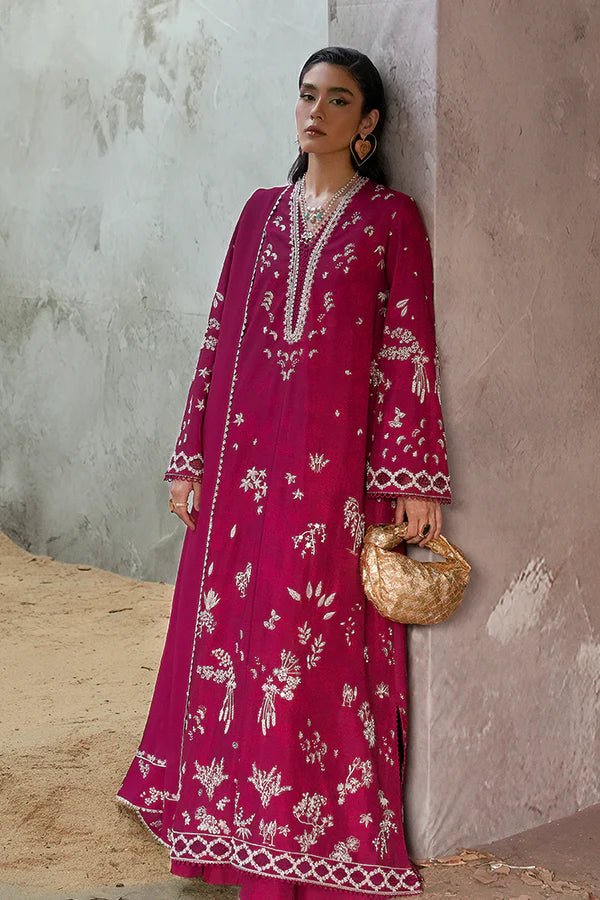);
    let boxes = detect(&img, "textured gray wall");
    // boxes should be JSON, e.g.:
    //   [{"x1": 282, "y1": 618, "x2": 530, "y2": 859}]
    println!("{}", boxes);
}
[
  {"x1": 0, "y1": 1, "x2": 327, "y2": 581},
  {"x1": 330, "y1": 0, "x2": 600, "y2": 858}
]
